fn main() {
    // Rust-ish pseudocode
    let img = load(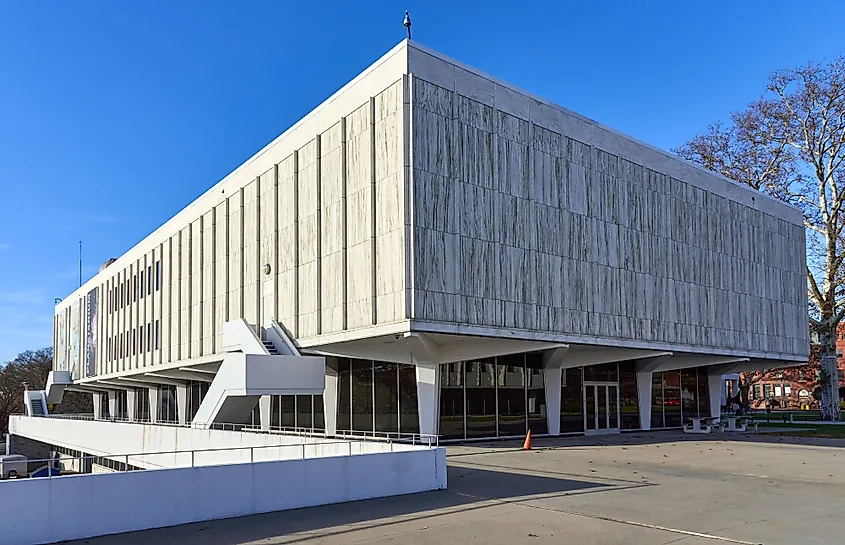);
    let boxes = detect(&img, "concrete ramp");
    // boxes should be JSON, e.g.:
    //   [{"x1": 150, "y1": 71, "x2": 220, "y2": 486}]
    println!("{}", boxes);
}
[{"x1": 192, "y1": 352, "x2": 325, "y2": 428}]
